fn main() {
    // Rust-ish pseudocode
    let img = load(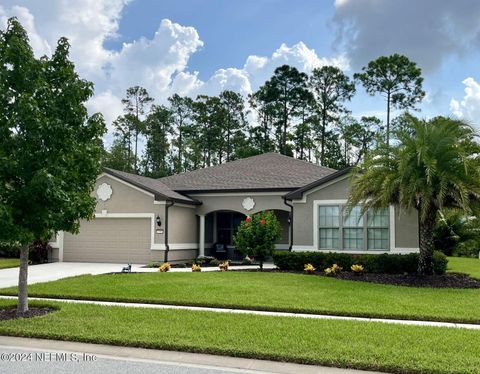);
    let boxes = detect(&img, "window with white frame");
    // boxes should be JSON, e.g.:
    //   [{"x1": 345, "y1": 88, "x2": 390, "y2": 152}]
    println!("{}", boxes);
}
[
  {"x1": 318, "y1": 204, "x2": 389, "y2": 251},
  {"x1": 318, "y1": 206, "x2": 339, "y2": 249}
]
